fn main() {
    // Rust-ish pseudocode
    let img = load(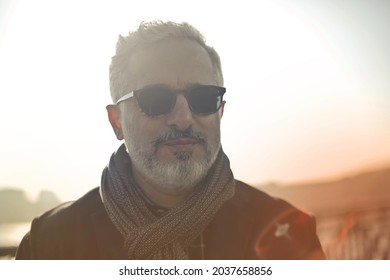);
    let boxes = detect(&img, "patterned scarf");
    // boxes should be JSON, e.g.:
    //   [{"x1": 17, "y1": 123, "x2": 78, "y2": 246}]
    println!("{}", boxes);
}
[{"x1": 100, "y1": 144, "x2": 235, "y2": 259}]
